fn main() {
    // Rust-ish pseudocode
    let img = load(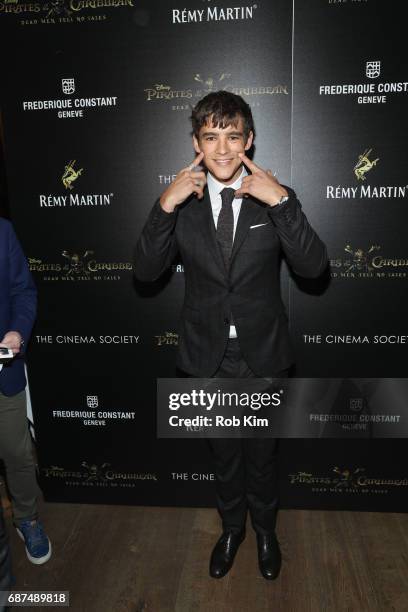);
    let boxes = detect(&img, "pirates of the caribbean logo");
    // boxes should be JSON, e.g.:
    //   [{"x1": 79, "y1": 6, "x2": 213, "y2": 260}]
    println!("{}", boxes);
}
[{"x1": 343, "y1": 244, "x2": 380, "y2": 272}]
